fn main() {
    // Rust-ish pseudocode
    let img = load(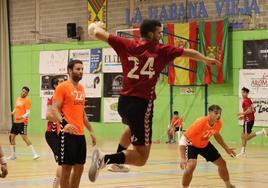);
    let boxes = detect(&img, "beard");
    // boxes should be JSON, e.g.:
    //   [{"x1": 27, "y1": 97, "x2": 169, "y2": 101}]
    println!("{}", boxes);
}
[{"x1": 72, "y1": 74, "x2": 82, "y2": 82}]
